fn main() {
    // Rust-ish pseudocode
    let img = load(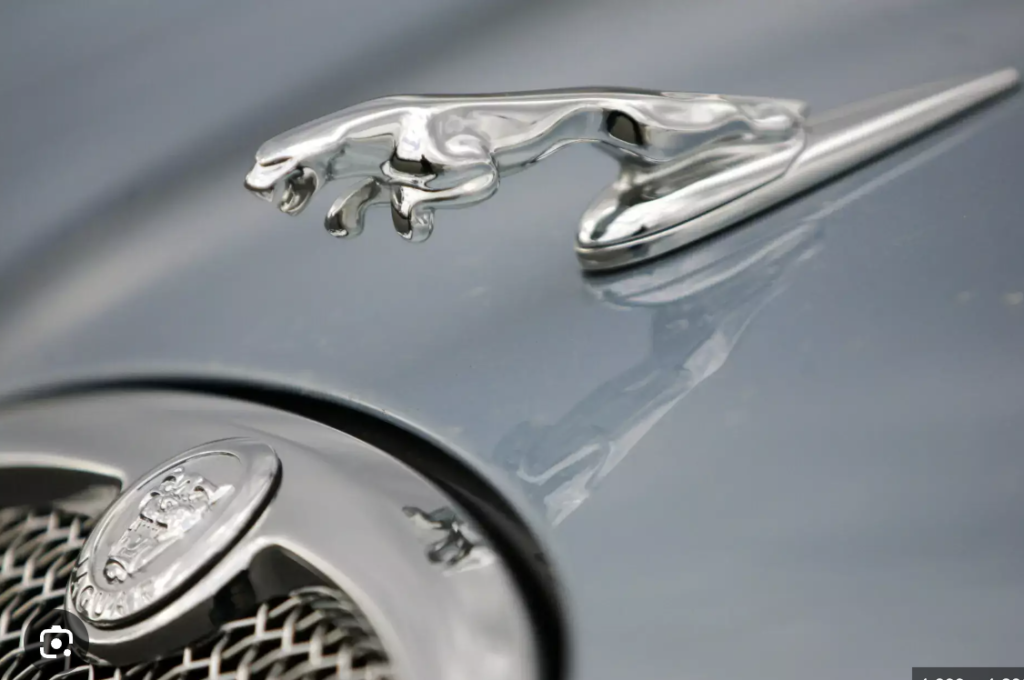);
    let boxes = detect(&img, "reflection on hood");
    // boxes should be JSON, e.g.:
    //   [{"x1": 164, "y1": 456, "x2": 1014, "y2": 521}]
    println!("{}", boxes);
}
[{"x1": 496, "y1": 220, "x2": 821, "y2": 524}]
